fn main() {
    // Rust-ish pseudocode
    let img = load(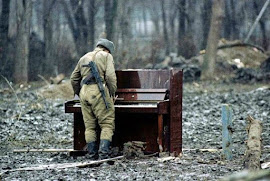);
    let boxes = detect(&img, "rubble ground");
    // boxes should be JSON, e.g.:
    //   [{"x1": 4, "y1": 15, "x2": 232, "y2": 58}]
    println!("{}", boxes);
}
[{"x1": 0, "y1": 81, "x2": 269, "y2": 180}]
